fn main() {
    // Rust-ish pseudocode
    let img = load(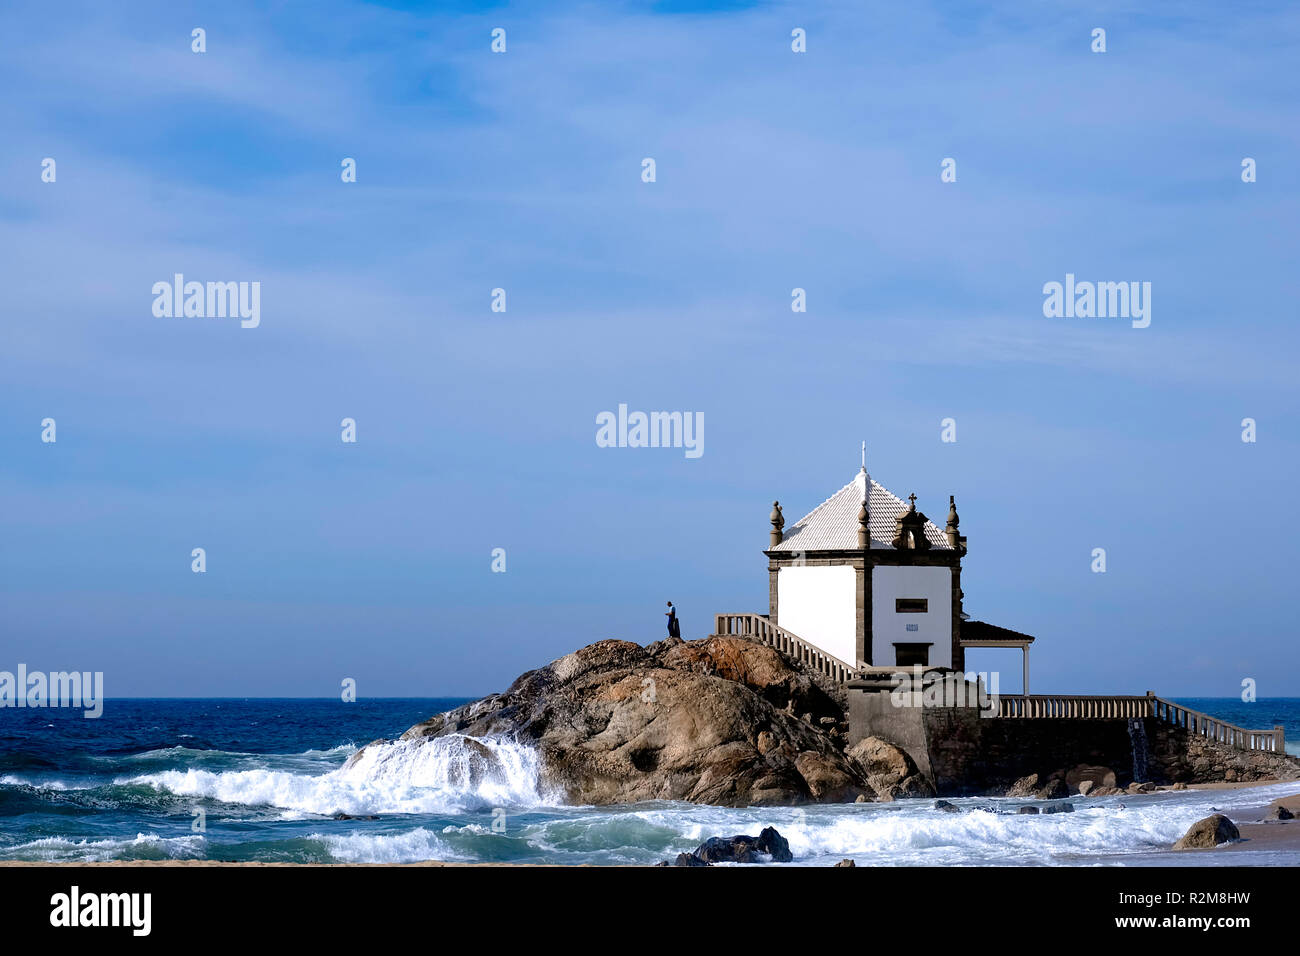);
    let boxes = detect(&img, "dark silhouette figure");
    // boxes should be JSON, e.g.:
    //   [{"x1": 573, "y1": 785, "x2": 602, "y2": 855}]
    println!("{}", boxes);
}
[{"x1": 665, "y1": 601, "x2": 681, "y2": 639}]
